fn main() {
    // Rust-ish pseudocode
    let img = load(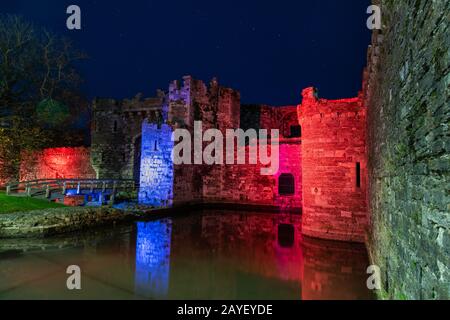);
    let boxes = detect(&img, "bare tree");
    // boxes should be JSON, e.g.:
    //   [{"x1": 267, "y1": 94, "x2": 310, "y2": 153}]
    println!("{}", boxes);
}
[{"x1": 0, "y1": 15, "x2": 87, "y2": 183}]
